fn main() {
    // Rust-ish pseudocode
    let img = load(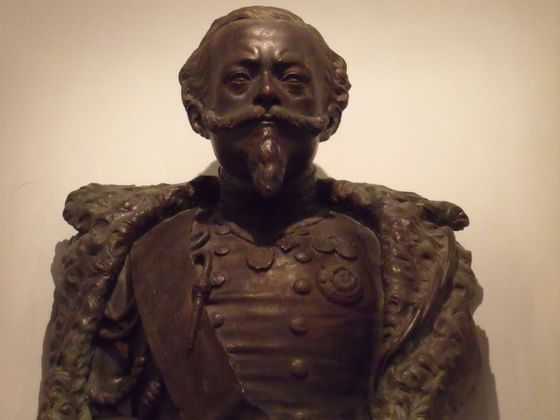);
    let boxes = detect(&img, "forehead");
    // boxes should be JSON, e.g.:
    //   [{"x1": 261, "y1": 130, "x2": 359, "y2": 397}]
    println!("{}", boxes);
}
[{"x1": 208, "y1": 19, "x2": 326, "y2": 66}]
